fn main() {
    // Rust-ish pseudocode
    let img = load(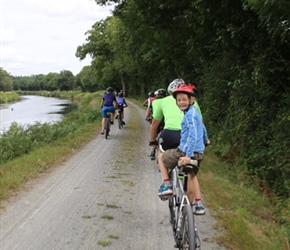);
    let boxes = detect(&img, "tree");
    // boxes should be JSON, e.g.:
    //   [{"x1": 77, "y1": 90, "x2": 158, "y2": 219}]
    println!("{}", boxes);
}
[
  {"x1": 57, "y1": 70, "x2": 76, "y2": 91},
  {"x1": 0, "y1": 68, "x2": 13, "y2": 91}
]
